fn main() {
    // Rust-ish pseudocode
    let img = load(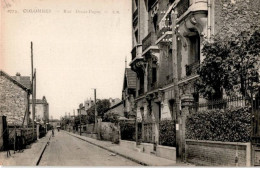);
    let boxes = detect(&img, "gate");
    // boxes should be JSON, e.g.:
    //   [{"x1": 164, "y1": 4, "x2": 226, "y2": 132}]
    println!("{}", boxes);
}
[
  {"x1": 144, "y1": 123, "x2": 153, "y2": 143},
  {"x1": 252, "y1": 97, "x2": 260, "y2": 166}
]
